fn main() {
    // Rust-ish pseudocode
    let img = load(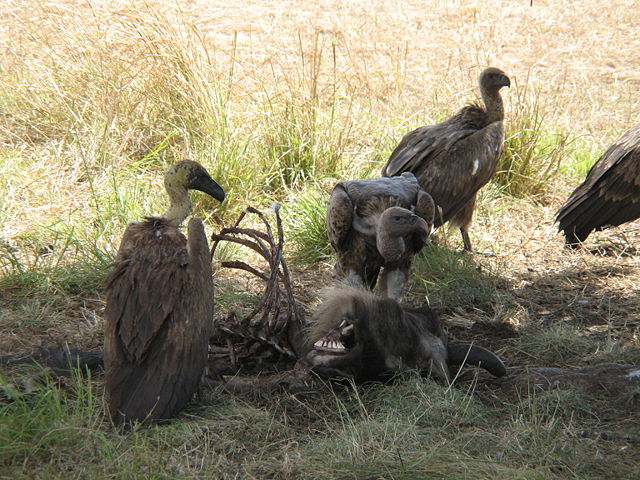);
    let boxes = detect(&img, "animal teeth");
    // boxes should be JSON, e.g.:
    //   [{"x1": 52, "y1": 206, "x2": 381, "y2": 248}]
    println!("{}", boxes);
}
[{"x1": 313, "y1": 340, "x2": 323, "y2": 348}]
